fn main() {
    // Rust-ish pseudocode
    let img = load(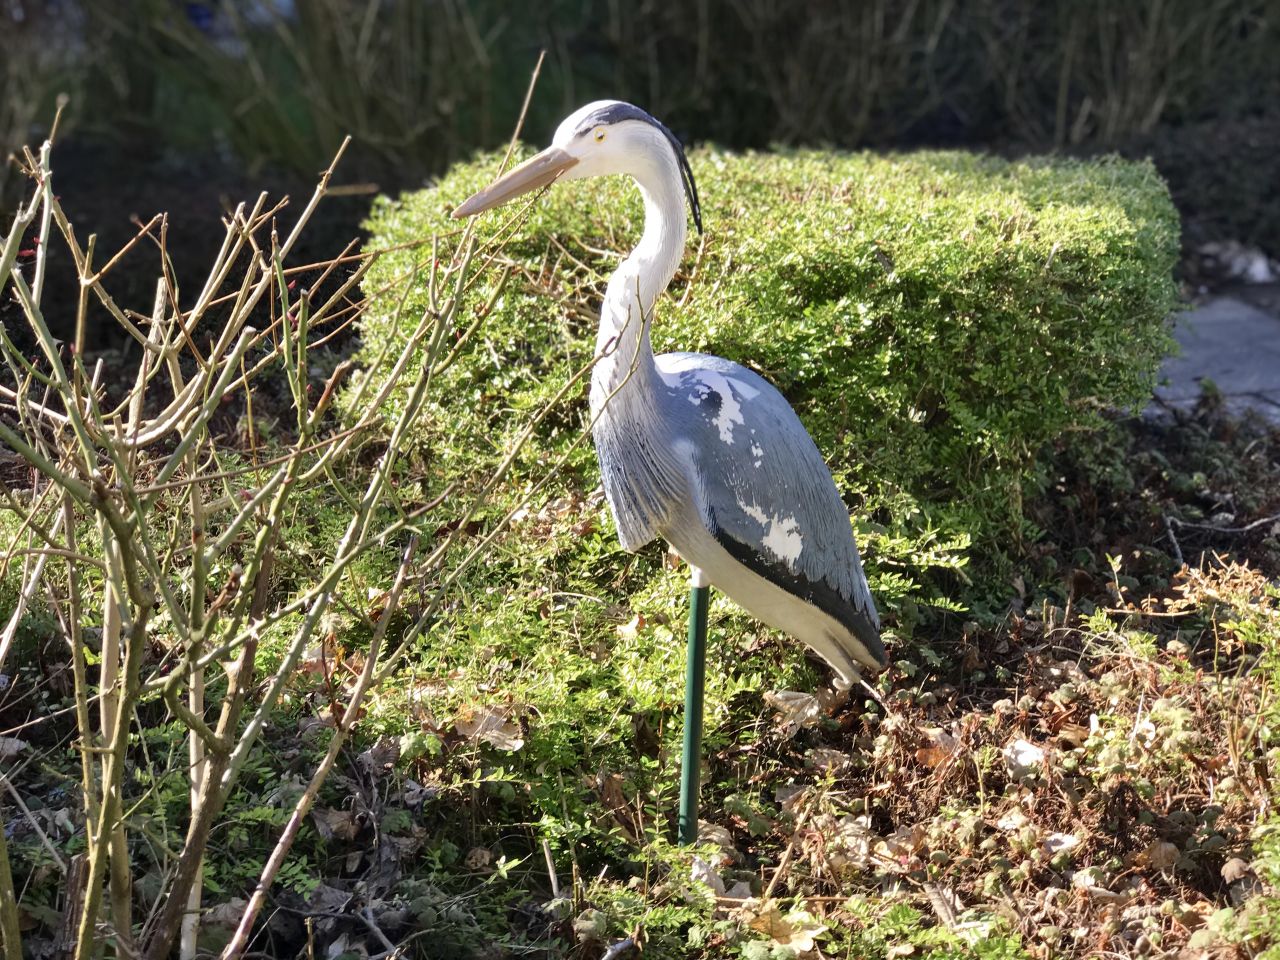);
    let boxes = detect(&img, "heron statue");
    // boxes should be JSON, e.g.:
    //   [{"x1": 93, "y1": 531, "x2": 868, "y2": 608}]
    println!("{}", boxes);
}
[{"x1": 453, "y1": 101, "x2": 887, "y2": 844}]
